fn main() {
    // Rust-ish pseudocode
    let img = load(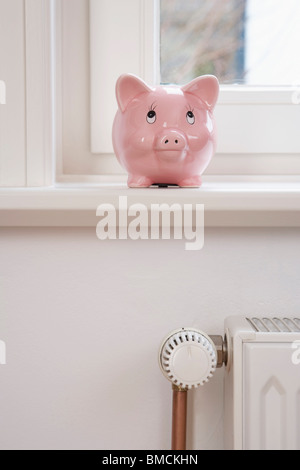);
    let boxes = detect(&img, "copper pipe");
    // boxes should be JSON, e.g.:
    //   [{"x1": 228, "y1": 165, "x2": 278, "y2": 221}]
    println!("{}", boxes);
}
[{"x1": 171, "y1": 384, "x2": 187, "y2": 450}]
